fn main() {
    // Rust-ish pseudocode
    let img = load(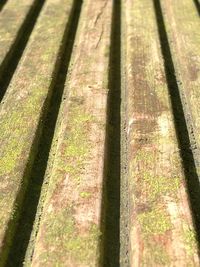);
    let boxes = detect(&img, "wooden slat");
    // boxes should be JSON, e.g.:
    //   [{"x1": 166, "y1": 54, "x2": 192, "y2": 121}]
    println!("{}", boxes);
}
[
  {"x1": 29, "y1": 0, "x2": 113, "y2": 266},
  {"x1": 160, "y1": 0, "x2": 200, "y2": 171},
  {"x1": 121, "y1": 0, "x2": 200, "y2": 266},
  {"x1": 0, "y1": 0, "x2": 40, "y2": 78},
  {"x1": 0, "y1": 0, "x2": 74, "y2": 264},
  {"x1": 0, "y1": 0, "x2": 7, "y2": 12}
]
